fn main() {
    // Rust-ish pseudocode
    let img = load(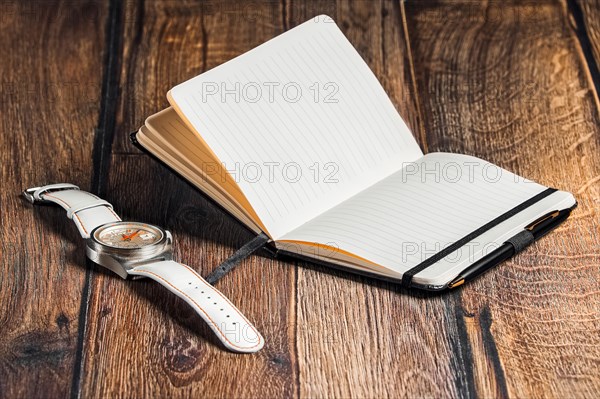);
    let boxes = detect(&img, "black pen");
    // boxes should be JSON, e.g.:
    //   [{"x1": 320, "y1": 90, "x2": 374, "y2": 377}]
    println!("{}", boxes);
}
[{"x1": 447, "y1": 208, "x2": 572, "y2": 289}]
